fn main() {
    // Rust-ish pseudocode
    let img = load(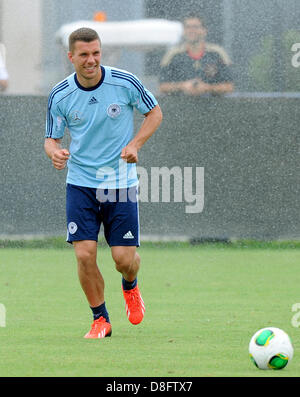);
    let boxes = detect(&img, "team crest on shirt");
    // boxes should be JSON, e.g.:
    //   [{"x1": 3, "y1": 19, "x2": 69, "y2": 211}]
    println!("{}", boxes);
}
[{"x1": 107, "y1": 103, "x2": 121, "y2": 118}]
